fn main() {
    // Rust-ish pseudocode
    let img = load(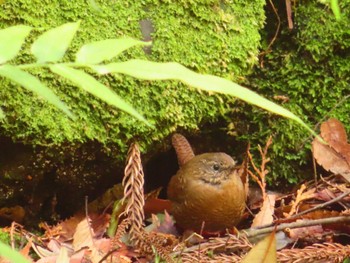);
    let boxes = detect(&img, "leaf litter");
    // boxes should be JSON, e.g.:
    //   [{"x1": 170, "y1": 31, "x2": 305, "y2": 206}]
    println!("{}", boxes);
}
[{"x1": 3, "y1": 118, "x2": 350, "y2": 262}]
